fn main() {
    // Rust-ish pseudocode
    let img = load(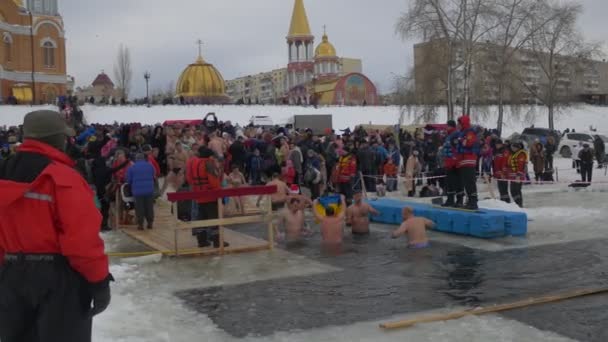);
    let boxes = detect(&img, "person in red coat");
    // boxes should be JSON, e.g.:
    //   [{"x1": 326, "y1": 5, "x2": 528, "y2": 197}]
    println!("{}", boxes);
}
[
  {"x1": 508, "y1": 142, "x2": 528, "y2": 207},
  {"x1": 456, "y1": 115, "x2": 480, "y2": 210},
  {"x1": 492, "y1": 139, "x2": 511, "y2": 203},
  {"x1": 442, "y1": 120, "x2": 462, "y2": 207},
  {"x1": 0, "y1": 110, "x2": 112, "y2": 342}
]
